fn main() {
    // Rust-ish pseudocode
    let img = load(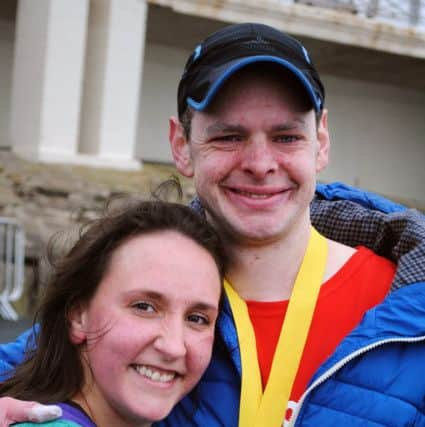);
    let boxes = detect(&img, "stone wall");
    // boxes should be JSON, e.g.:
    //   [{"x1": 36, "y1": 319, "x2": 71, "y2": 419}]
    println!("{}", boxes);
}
[
  {"x1": 0, "y1": 150, "x2": 195, "y2": 316},
  {"x1": 1, "y1": 149, "x2": 423, "y2": 317}
]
